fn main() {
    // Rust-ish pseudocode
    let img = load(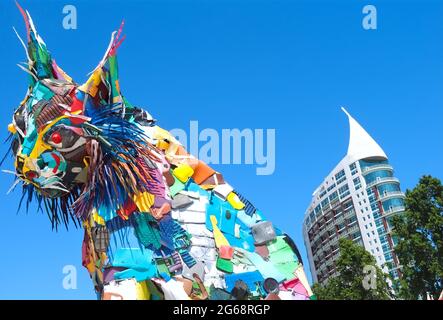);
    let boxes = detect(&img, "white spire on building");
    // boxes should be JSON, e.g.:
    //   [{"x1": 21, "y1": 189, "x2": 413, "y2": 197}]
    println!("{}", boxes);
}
[{"x1": 341, "y1": 107, "x2": 388, "y2": 161}]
